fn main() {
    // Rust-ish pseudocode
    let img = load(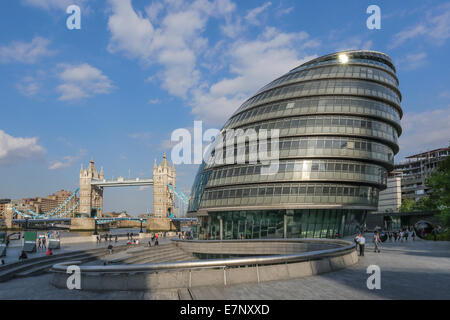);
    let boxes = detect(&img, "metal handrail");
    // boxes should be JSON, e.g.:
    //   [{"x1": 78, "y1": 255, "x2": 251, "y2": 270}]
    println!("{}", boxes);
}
[{"x1": 50, "y1": 239, "x2": 355, "y2": 273}]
